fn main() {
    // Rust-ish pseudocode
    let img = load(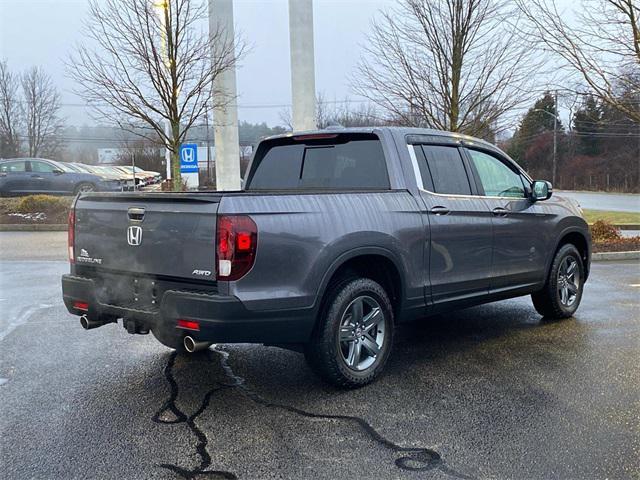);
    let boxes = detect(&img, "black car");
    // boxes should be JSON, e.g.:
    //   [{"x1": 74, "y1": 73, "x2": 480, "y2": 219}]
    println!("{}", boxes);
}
[{"x1": 0, "y1": 158, "x2": 122, "y2": 196}]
